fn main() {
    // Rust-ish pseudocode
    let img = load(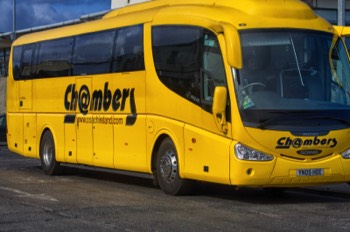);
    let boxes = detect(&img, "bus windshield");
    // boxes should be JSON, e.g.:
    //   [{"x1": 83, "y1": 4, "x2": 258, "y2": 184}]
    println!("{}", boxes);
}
[{"x1": 235, "y1": 29, "x2": 350, "y2": 130}]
